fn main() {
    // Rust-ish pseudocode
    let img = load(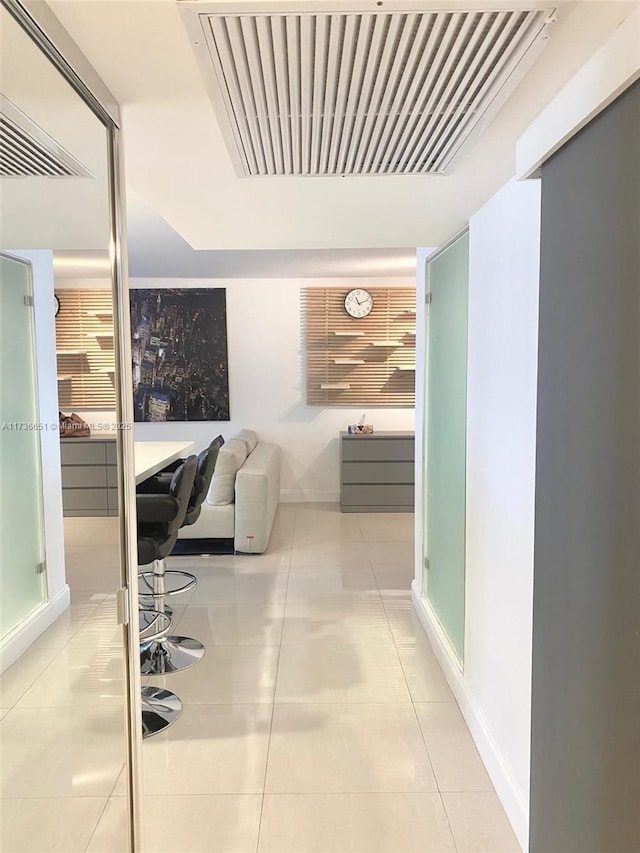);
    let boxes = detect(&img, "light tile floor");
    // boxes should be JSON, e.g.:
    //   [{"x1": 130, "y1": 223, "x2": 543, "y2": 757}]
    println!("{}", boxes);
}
[{"x1": 1, "y1": 505, "x2": 520, "y2": 852}]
